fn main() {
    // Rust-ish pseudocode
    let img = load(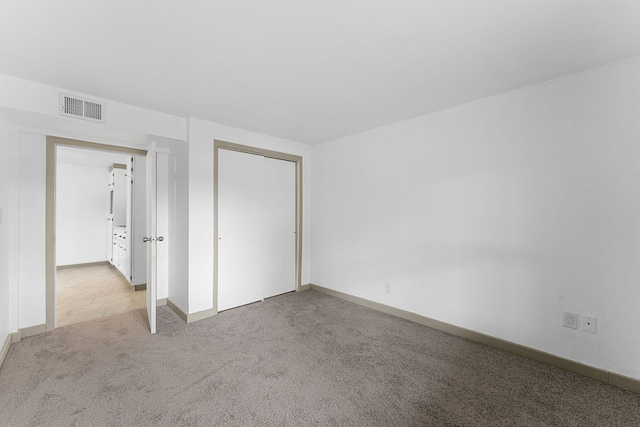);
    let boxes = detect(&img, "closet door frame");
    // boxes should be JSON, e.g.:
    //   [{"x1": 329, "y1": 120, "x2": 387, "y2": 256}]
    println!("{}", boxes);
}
[{"x1": 213, "y1": 140, "x2": 303, "y2": 314}]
